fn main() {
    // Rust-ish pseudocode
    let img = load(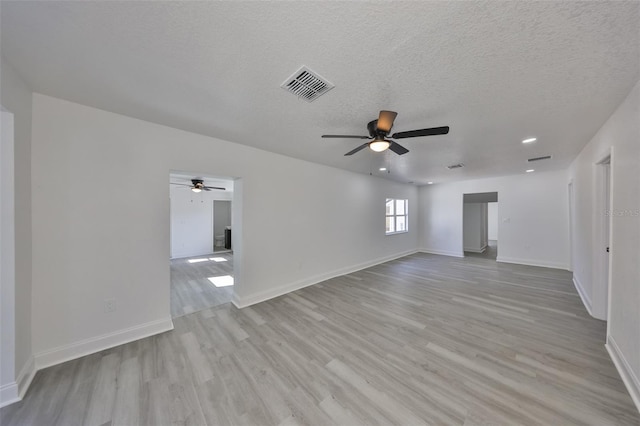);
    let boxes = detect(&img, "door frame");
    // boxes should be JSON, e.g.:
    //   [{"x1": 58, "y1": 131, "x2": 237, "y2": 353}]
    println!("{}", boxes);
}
[
  {"x1": 1, "y1": 107, "x2": 17, "y2": 405},
  {"x1": 594, "y1": 150, "x2": 613, "y2": 322}
]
